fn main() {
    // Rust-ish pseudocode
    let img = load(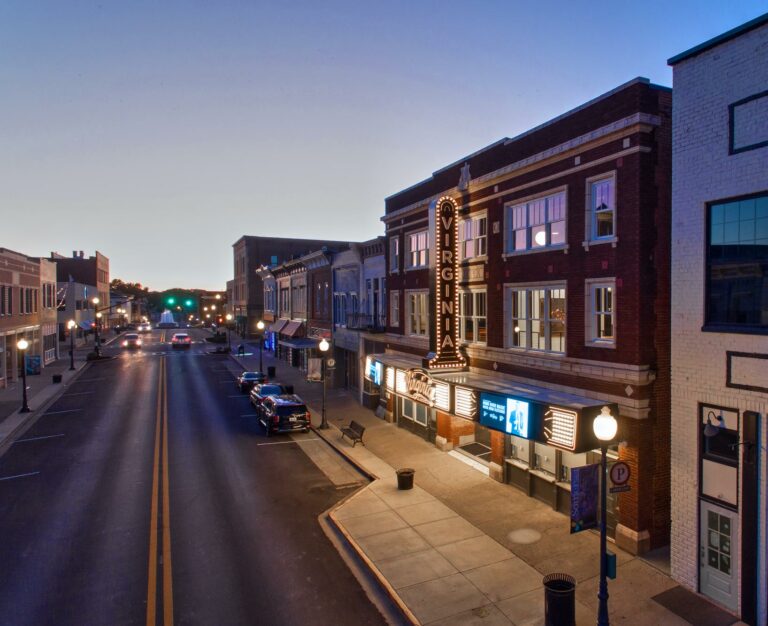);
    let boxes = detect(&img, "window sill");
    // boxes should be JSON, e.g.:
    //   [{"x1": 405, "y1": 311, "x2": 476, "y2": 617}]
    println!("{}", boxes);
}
[
  {"x1": 389, "y1": 269, "x2": 399, "y2": 275},
  {"x1": 505, "y1": 458, "x2": 529, "y2": 471},
  {"x1": 529, "y1": 469, "x2": 556, "y2": 483},
  {"x1": 582, "y1": 237, "x2": 618, "y2": 250},
  {"x1": 460, "y1": 255, "x2": 488, "y2": 264},
  {"x1": 505, "y1": 346, "x2": 566, "y2": 357},
  {"x1": 701, "y1": 324, "x2": 768, "y2": 336},
  {"x1": 585, "y1": 339, "x2": 616, "y2": 349},
  {"x1": 502, "y1": 244, "x2": 568, "y2": 259},
  {"x1": 404, "y1": 266, "x2": 428, "y2": 273}
]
